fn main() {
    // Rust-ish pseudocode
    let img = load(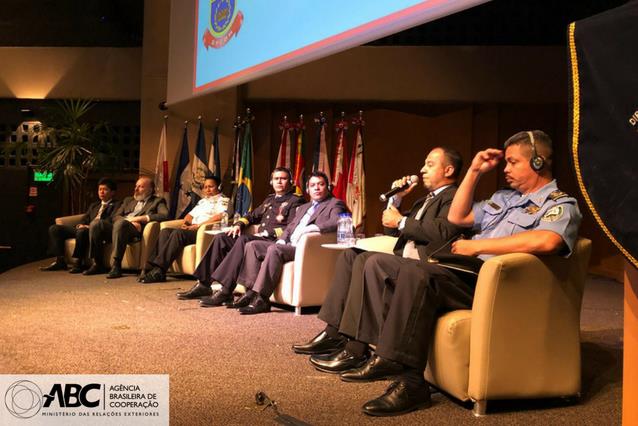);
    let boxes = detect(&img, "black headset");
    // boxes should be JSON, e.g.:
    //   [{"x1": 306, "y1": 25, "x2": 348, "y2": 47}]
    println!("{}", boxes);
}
[
  {"x1": 269, "y1": 167, "x2": 293, "y2": 186},
  {"x1": 527, "y1": 131, "x2": 545, "y2": 172}
]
